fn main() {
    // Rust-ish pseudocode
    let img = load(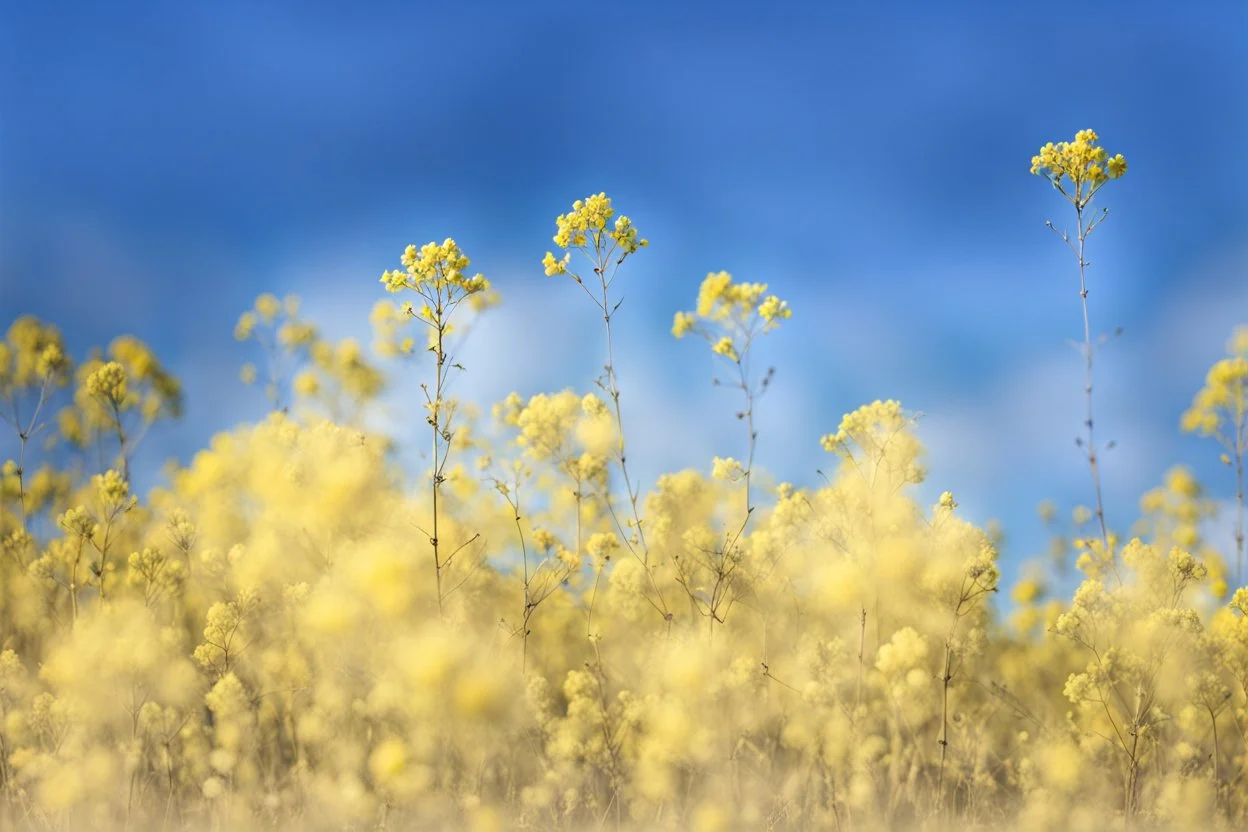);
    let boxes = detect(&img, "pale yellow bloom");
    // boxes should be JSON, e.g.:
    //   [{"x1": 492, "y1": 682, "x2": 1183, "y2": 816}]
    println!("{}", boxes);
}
[
  {"x1": 711, "y1": 336, "x2": 738, "y2": 362},
  {"x1": 711, "y1": 456, "x2": 745, "y2": 482}
]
